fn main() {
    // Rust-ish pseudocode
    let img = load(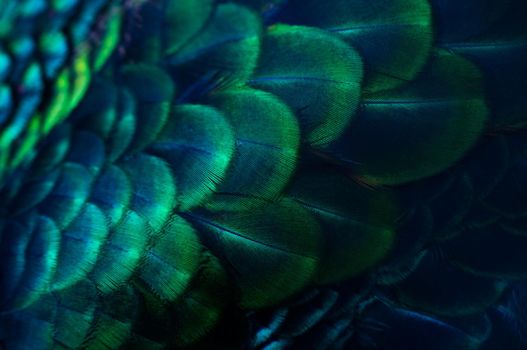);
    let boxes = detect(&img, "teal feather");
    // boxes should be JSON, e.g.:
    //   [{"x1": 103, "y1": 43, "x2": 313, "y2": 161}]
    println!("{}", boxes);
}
[
  {"x1": 185, "y1": 199, "x2": 321, "y2": 309},
  {"x1": 51, "y1": 203, "x2": 108, "y2": 291},
  {"x1": 149, "y1": 104, "x2": 235, "y2": 211},
  {"x1": 278, "y1": 0, "x2": 433, "y2": 92},
  {"x1": 1, "y1": 1, "x2": 527, "y2": 349},
  {"x1": 250, "y1": 24, "x2": 363, "y2": 147},
  {"x1": 89, "y1": 165, "x2": 132, "y2": 227},
  {"x1": 205, "y1": 88, "x2": 300, "y2": 212},
  {"x1": 119, "y1": 154, "x2": 177, "y2": 233},
  {"x1": 324, "y1": 51, "x2": 488, "y2": 185},
  {"x1": 90, "y1": 210, "x2": 148, "y2": 293},
  {"x1": 168, "y1": 3, "x2": 262, "y2": 86},
  {"x1": 38, "y1": 162, "x2": 93, "y2": 230}
]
